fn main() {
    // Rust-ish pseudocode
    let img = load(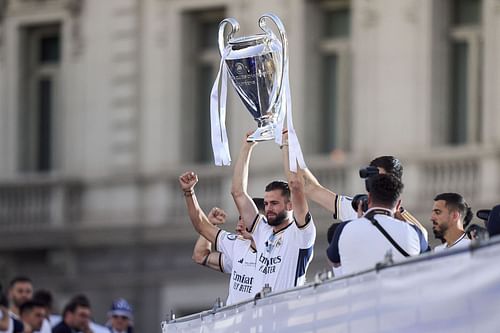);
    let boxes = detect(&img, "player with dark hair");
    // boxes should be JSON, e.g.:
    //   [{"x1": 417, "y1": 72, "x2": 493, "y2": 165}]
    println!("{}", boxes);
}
[
  {"x1": 230, "y1": 131, "x2": 316, "y2": 292},
  {"x1": 431, "y1": 192, "x2": 472, "y2": 251}
]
